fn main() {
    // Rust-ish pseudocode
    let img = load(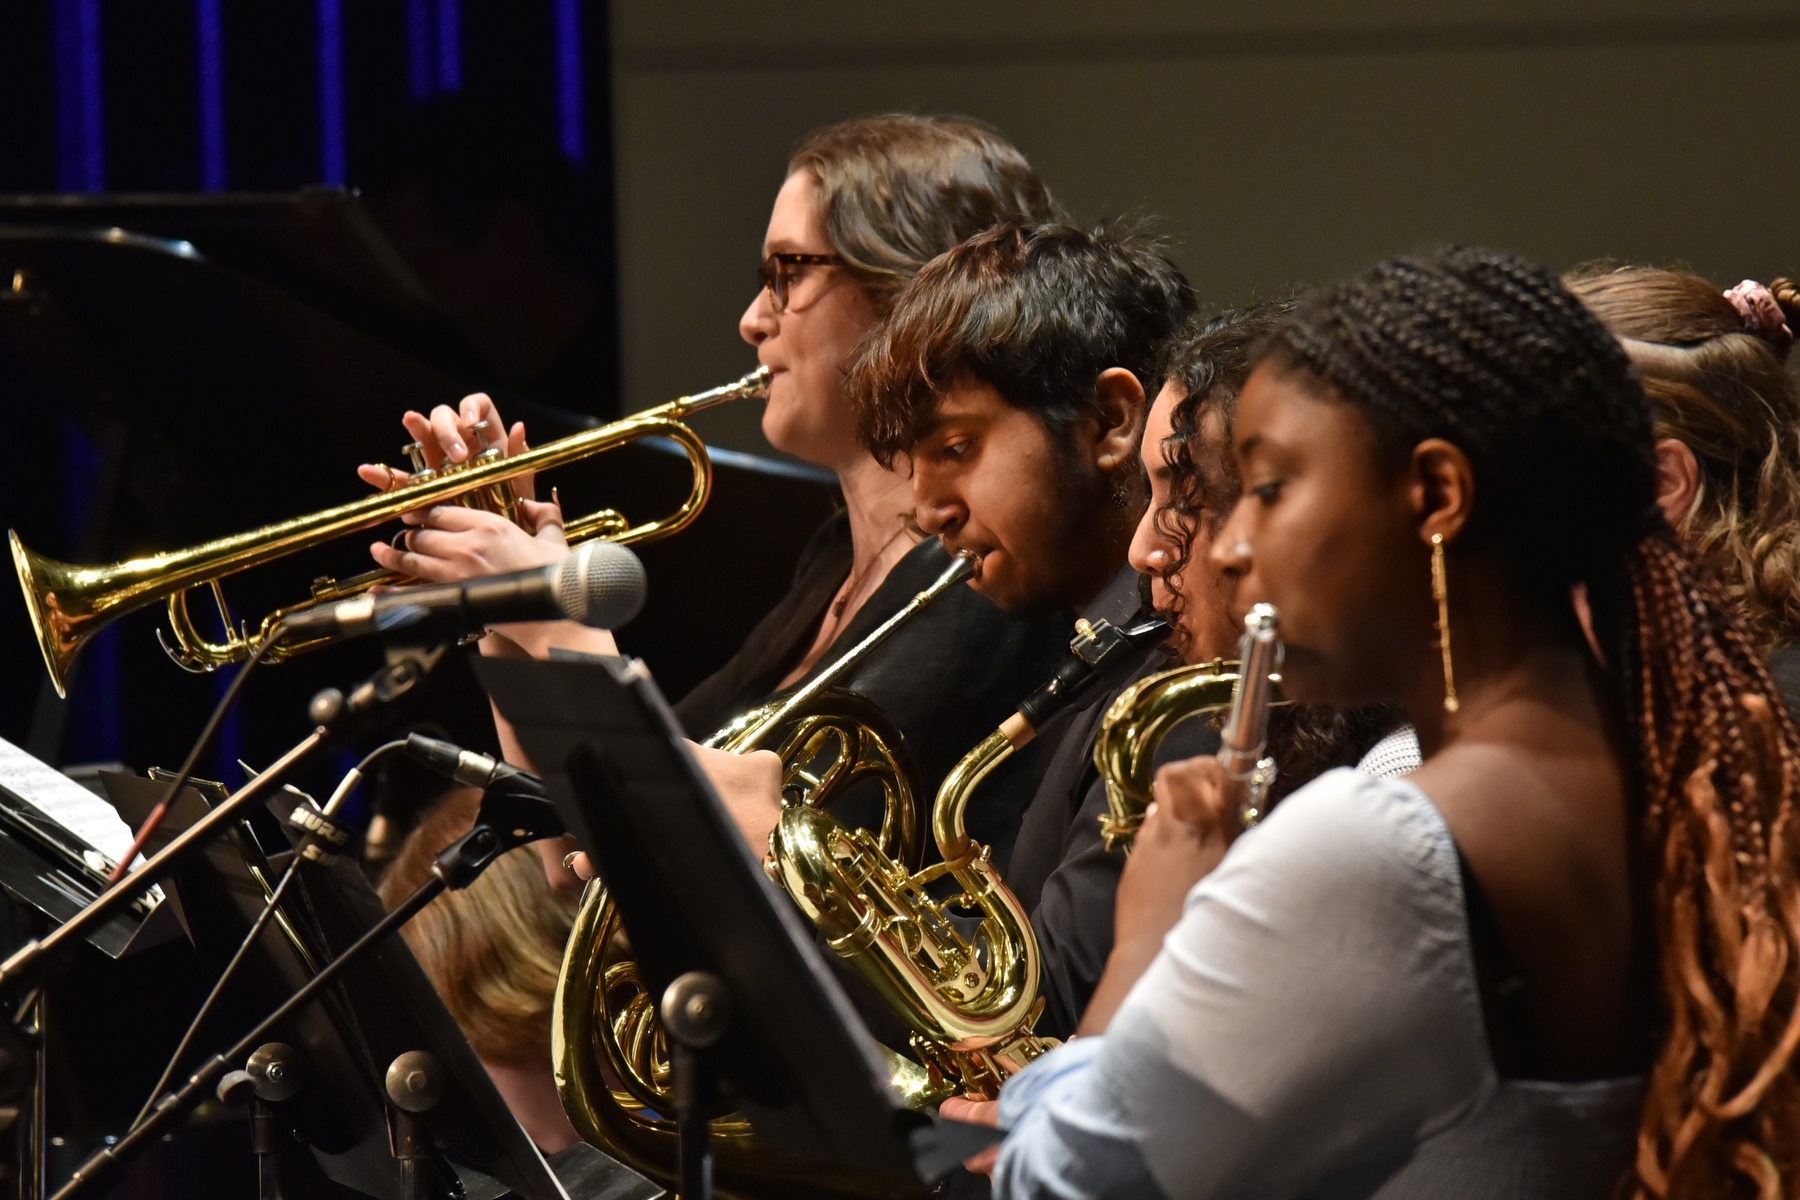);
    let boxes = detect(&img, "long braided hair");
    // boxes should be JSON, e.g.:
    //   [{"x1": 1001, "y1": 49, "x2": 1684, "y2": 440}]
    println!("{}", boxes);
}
[{"x1": 1259, "y1": 247, "x2": 1800, "y2": 1198}]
